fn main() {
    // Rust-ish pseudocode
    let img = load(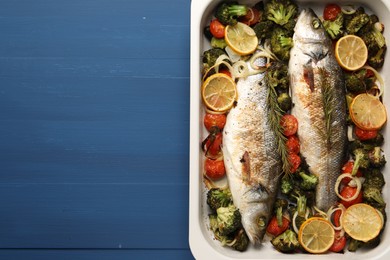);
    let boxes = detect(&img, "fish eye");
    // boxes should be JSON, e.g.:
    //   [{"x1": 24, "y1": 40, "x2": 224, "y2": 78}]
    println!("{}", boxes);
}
[
  {"x1": 257, "y1": 216, "x2": 266, "y2": 227},
  {"x1": 312, "y1": 18, "x2": 321, "y2": 29}
]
